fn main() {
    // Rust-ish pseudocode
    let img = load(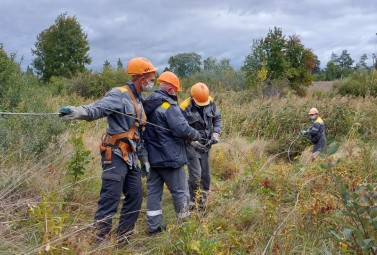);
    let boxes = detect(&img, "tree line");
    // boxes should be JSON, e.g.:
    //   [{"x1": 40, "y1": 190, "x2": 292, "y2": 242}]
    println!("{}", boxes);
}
[{"x1": 2, "y1": 13, "x2": 376, "y2": 94}]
